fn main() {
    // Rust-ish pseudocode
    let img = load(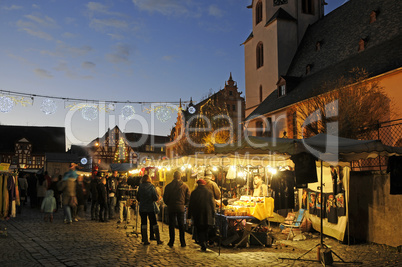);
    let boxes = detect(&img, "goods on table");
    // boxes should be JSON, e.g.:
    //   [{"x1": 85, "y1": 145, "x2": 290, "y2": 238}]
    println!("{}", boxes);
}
[{"x1": 223, "y1": 196, "x2": 266, "y2": 216}]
